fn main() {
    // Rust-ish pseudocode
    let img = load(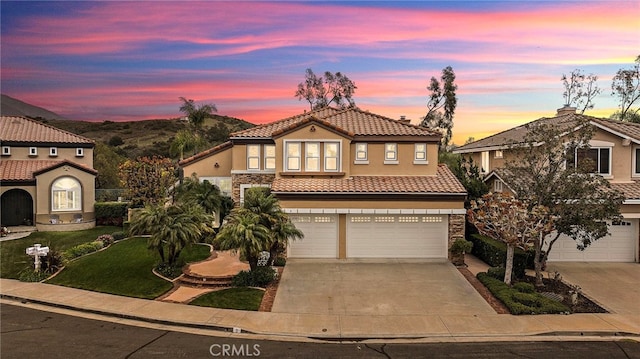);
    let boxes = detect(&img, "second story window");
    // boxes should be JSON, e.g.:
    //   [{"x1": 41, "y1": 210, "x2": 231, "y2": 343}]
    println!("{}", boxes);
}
[
  {"x1": 325, "y1": 142, "x2": 339, "y2": 171},
  {"x1": 384, "y1": 143, "x2": 397, "y2": 163},
  {"x1": 305, "y1": 142, "x2": 320, "y2": 171},
  {"x1": 264, "y1": 145, "x2": 276, "y2": 170},
  {"x1": 355, "y1": 143, "x2": 368, "y2": 161},
  {"x1": 481, "y1": 151, "x2": 490, "y2": 173},
  {"x1": 569, "y1": 147, "x2": 611, "y2": 175},
  {"x1": 76, "y1": 148, "x2": 84, "y2": 157},
  {"x1": 286, "y1": 142, "x2": 301, "y2": 171},
  {"x1": 49, "y1": 147, "x2": 58, "y2": 157},
  {"x1": 1, "y1": 146, "x2": 10, "y2": 156},
  {"x1": 414, "y1": 143, "x2": 427, "y2": 163},
  {"x1": 247, "y1": 144, "x2": 260, "y2": 170},
  {"x1": 29, "y1": 147, "x2": 38, "y2": 156},
  {"x1": 495, "y1": 150, "x2": 504, "y2": 158}
]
